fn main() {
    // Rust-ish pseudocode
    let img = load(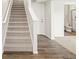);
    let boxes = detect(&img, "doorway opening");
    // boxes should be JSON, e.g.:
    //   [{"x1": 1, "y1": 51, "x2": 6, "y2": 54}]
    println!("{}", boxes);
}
[{"x1": 64, "y1": 4, "x2": 76, "y2": 36}]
